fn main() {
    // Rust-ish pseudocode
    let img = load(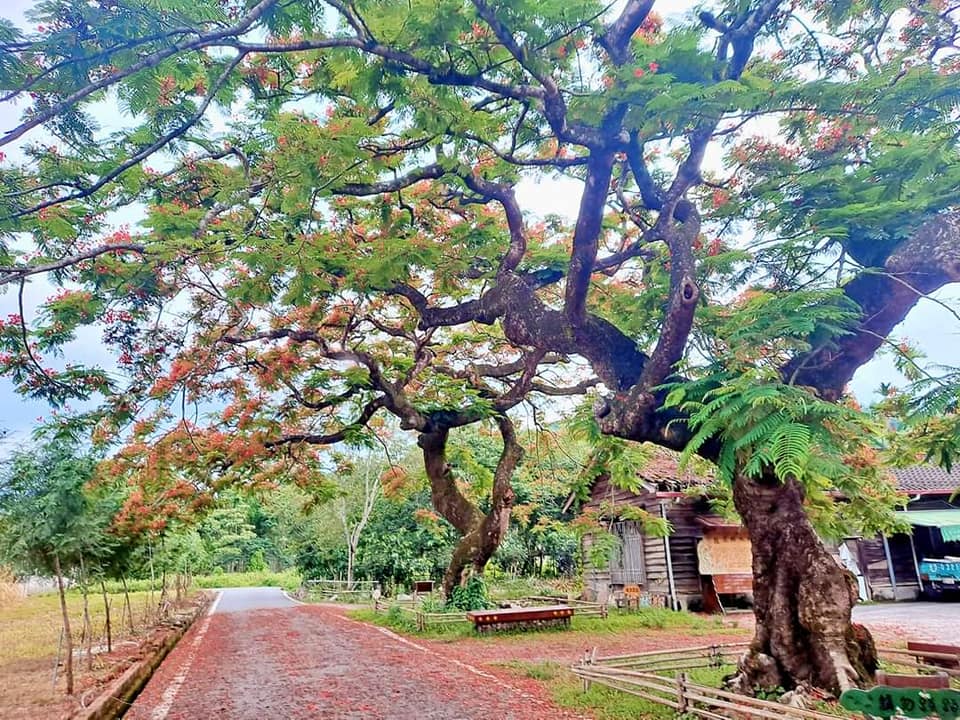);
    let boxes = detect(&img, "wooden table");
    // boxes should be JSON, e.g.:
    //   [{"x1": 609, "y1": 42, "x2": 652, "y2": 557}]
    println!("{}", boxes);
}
[{"x1": 466, "y1": 605, "x2": 574, "y2": 632}]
